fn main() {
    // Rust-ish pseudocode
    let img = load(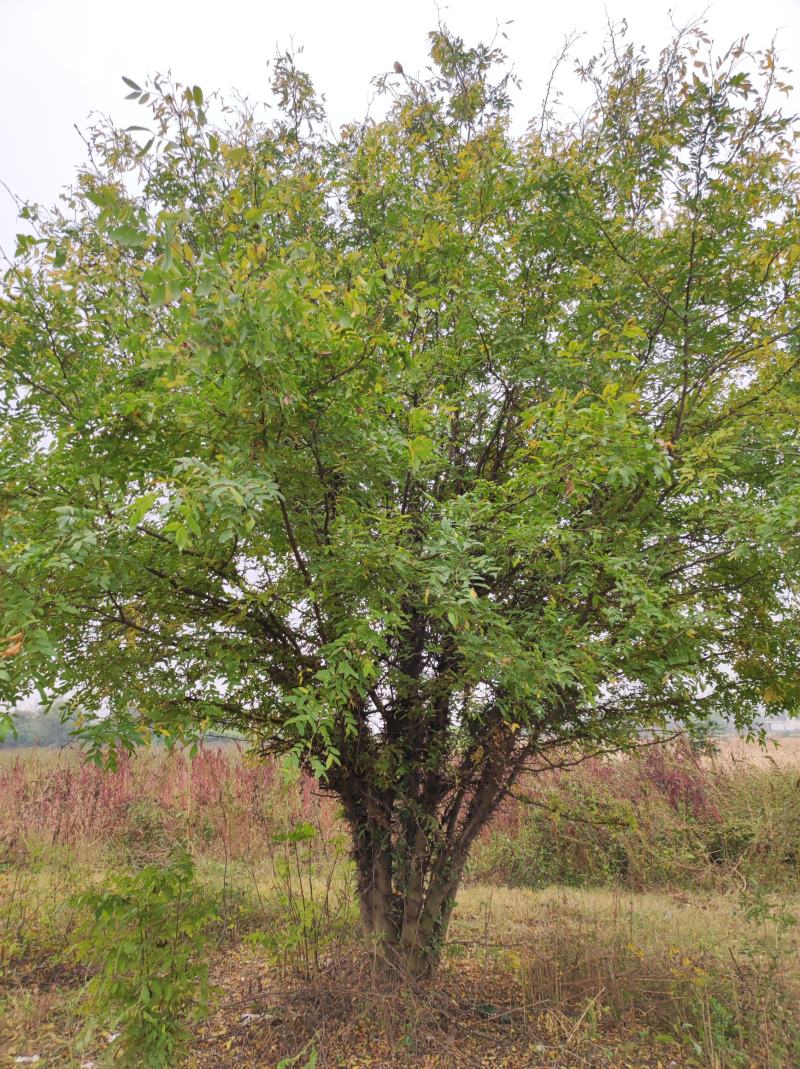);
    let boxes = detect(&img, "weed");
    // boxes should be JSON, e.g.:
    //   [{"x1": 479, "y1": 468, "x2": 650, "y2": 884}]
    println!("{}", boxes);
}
[
  {"x1": 247, "y1": 806, "x2": 357, "y2": 979},
  {"x1": 71, "y1": 851, "x2": 218, "y2": 1068}
]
